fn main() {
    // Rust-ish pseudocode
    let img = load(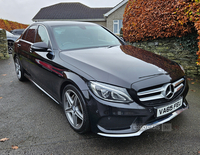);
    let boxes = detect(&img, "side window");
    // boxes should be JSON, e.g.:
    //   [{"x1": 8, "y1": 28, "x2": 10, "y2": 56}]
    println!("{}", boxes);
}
[
  {"x1": 35, "y1": 26, "x2": 49, "y2": 45},
  {"x1": 25, "y1": 25, "x2": 37, "y2": 43}
]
